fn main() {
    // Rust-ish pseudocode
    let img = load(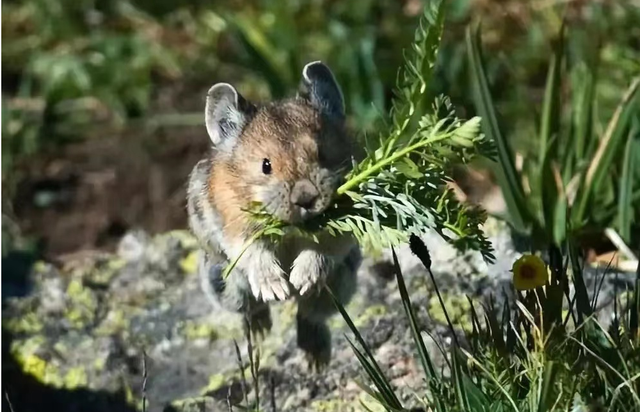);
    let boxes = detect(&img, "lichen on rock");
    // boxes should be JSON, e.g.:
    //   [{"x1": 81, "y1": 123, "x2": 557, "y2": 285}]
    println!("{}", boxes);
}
[{"x1": 3, "y1": 219, "x2": 634, "y2": 411}]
